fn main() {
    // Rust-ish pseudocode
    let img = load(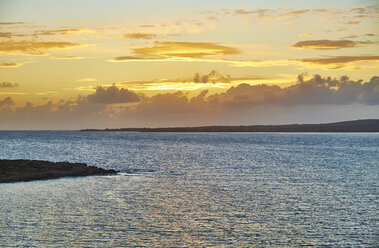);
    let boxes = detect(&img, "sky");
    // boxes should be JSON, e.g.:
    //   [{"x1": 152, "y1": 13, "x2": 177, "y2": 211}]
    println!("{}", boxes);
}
[{"x1": 0, "y1": 0, "x2": 378, "y2": 129}]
